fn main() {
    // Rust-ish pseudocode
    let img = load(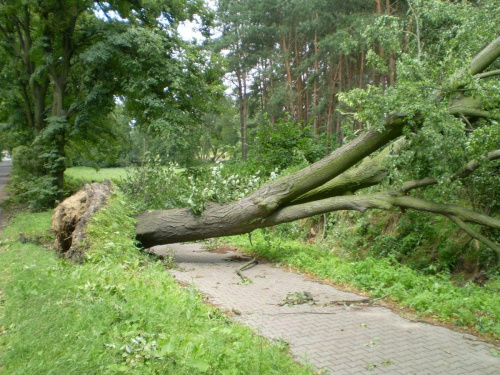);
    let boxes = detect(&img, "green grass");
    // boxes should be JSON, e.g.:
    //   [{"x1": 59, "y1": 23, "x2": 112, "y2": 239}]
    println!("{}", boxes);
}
[
  {"x1": 0, "y1": 193, "x2": 313, "y2": 374},
  {"x1": 224, "y1": 231, "x2": 500, "y2": 340},
  {"x1": 65, "y1": 166, "x2": 129, "y2": 183},
  {"x1": 65, "y1": 166, "x2": 186, "y2": 185}
]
